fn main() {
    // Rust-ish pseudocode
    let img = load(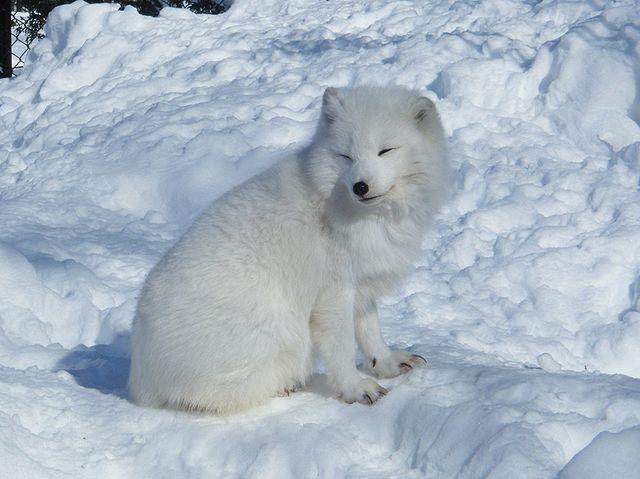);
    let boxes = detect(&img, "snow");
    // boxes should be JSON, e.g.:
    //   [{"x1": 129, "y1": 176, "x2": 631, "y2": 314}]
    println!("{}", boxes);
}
[
  {"x1": 558, "y1": 426, "x2": 640, "y2": 479},
  {"x1": 1, "y1": 0, "x2": 640, "y2": 476}
]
